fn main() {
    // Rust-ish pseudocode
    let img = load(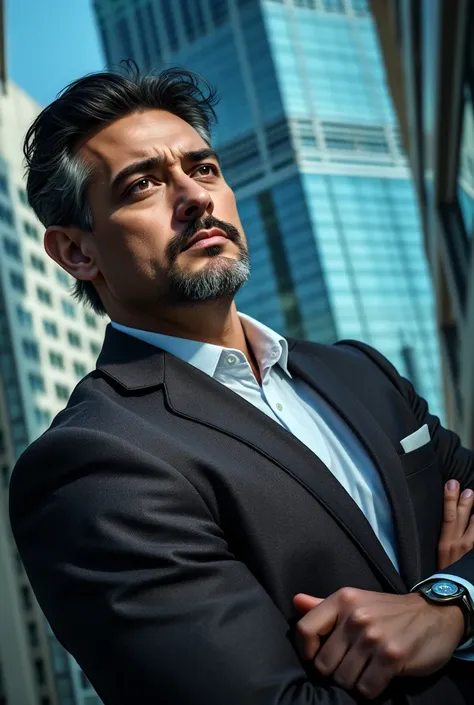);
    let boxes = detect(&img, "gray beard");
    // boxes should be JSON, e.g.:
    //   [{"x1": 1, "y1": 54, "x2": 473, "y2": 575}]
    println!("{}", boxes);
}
[{"x1": 166, "y1": 250, "x2": 250, "y2": 304}]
